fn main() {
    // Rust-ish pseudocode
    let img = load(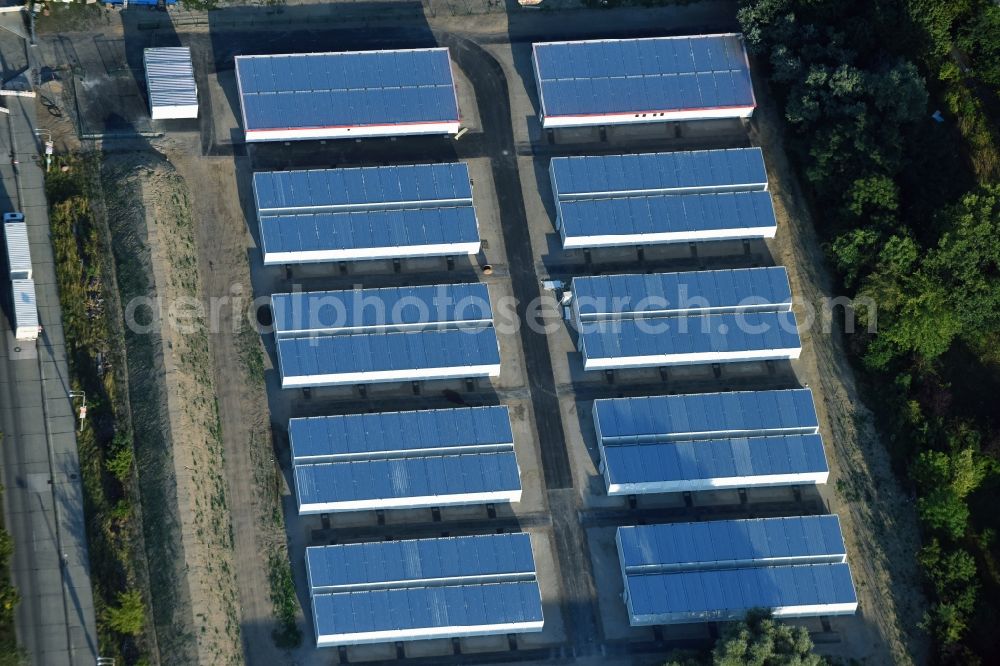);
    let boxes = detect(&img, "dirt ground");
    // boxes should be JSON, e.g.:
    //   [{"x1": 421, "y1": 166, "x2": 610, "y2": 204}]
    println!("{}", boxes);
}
[
  {"x1": 752, "y1": 91, "x2": 929, "y2": 665},
  {"x1": 101, "y1": 151, "x2": 243, "y2": 666}
]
